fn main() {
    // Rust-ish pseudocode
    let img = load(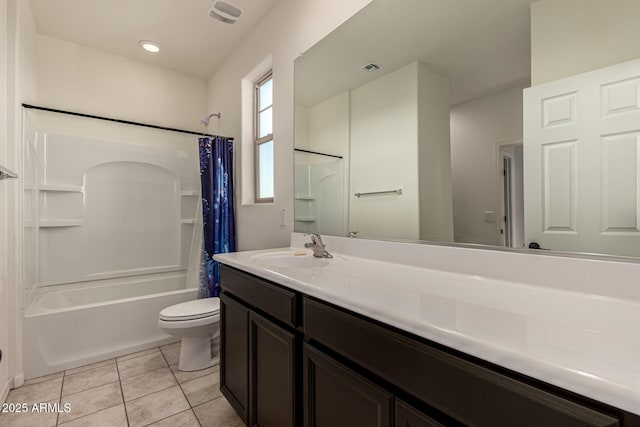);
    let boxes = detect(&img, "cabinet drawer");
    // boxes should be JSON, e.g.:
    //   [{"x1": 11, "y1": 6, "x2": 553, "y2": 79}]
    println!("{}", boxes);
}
[
  {"x1": 221, "y1": 265, "x2": 297, "y2": 327},
  {"x1": 303, "y1": 297, "x2": 619, "y2": 427}
]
